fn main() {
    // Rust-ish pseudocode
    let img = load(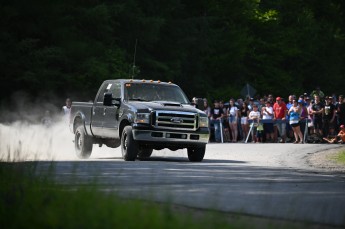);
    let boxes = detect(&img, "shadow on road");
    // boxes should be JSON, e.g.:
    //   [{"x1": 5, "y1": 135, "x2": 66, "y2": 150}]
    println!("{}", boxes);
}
[{"x1": 93, "y1": 156, "x2": 247, "y2": 164}]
